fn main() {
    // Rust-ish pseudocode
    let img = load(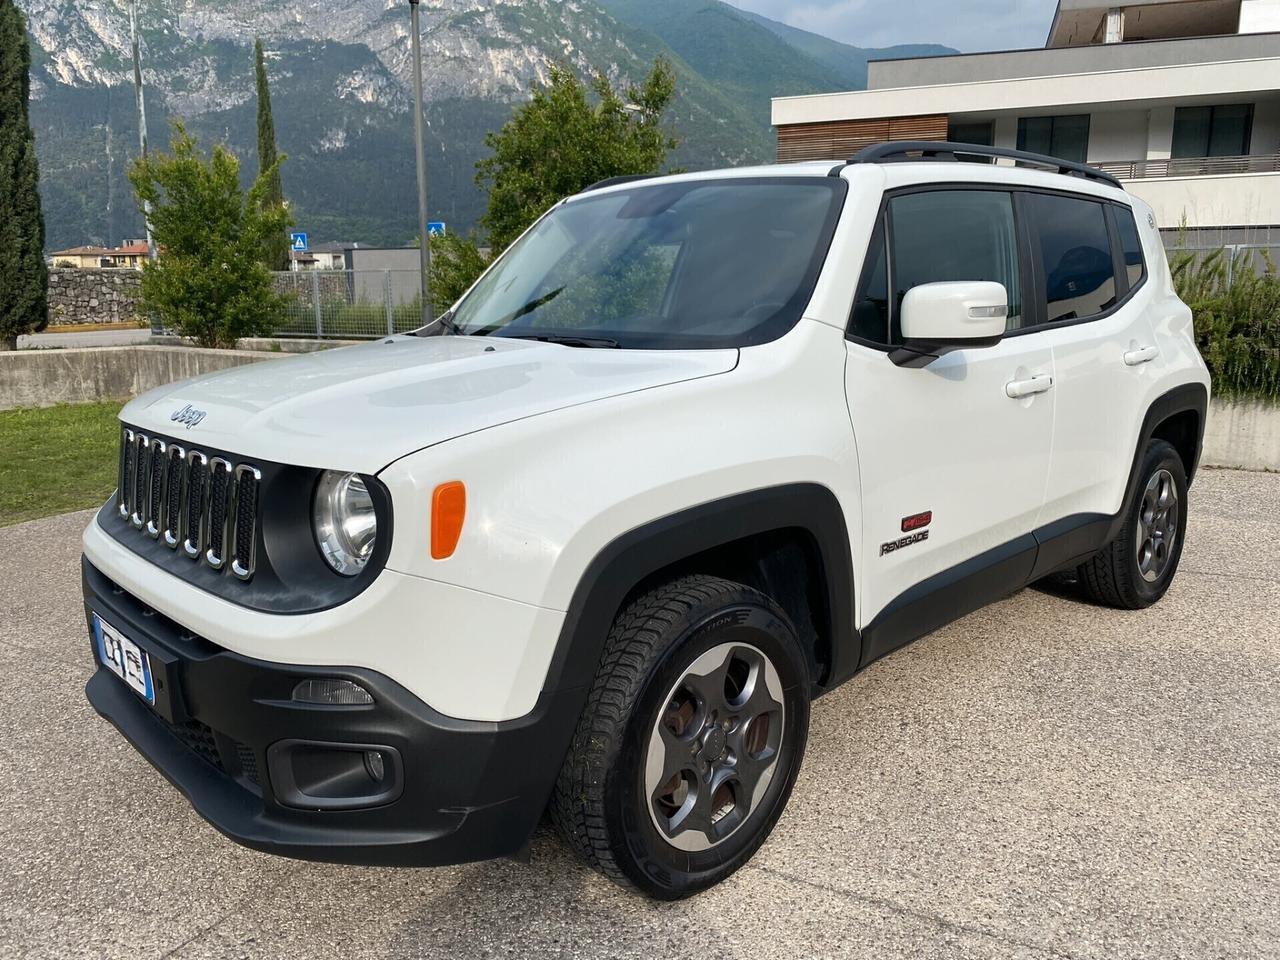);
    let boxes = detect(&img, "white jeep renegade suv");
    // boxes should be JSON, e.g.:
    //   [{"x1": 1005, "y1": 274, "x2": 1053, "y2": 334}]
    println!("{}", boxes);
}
[{"x1": 83, "y1": 142, "x2": 1210, "y2": 899}]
